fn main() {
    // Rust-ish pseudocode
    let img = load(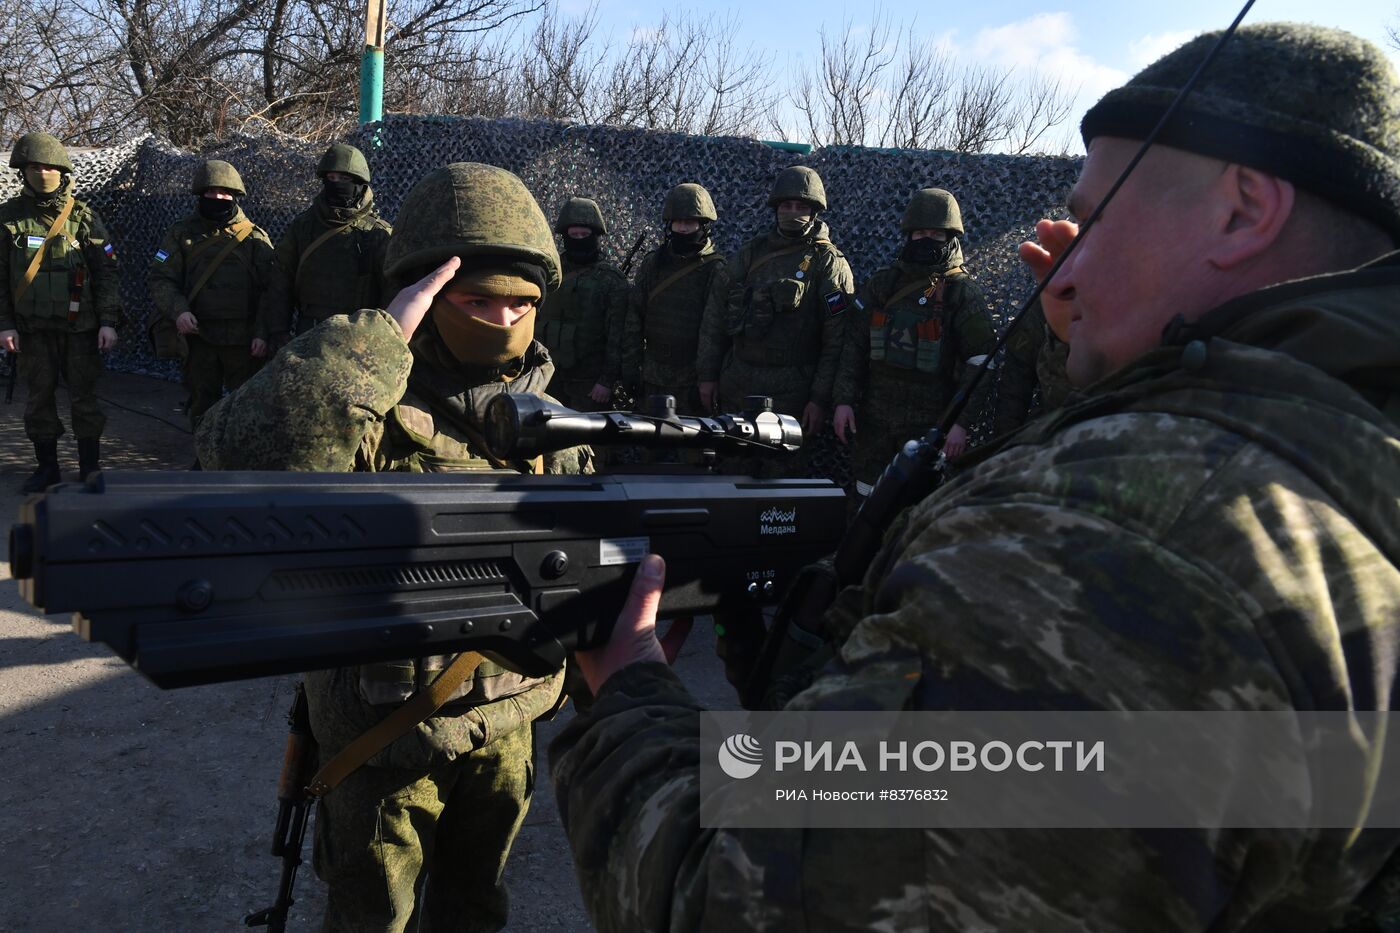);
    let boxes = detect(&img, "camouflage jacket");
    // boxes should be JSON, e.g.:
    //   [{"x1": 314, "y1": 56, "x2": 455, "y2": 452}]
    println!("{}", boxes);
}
[
  {"x1": 196, "y1": 309, "x2": 589, "y2": 767},
  {"x1": 149, "y1": 207, "x2": 274, "y2": 345},
  {"x1": 994, "y1": 297, "x2": 1072, "y2": 434},
  {"x1": 697, "y1": 221, "x2": 855, "y2": 407},
  {"x1": 536, "y1": 257, "x2": 630, "y2": 387},
  {"x1": 550, "y1": 256, "x2": 1400, "y2": 931},
  {"x1": 623, "y1": 239, "x2": 729, "y2": 391},
  {"x1": 262, "y1": 188, "x2": 392, "y2": 336},
  {"x1": 833, "y1": 247, "x2": 996, "y2": 427},
  {"x1": 0, "y1": 181, "x2": 120, "y2": 333}
]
